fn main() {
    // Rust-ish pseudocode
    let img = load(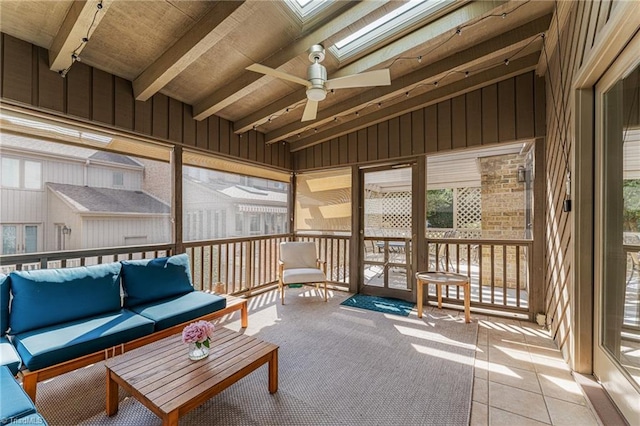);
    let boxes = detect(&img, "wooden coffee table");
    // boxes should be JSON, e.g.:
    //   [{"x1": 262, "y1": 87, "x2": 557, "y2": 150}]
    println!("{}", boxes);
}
[{"x1": 105, "y1": 327, "x2": 278, "y2": 426}]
